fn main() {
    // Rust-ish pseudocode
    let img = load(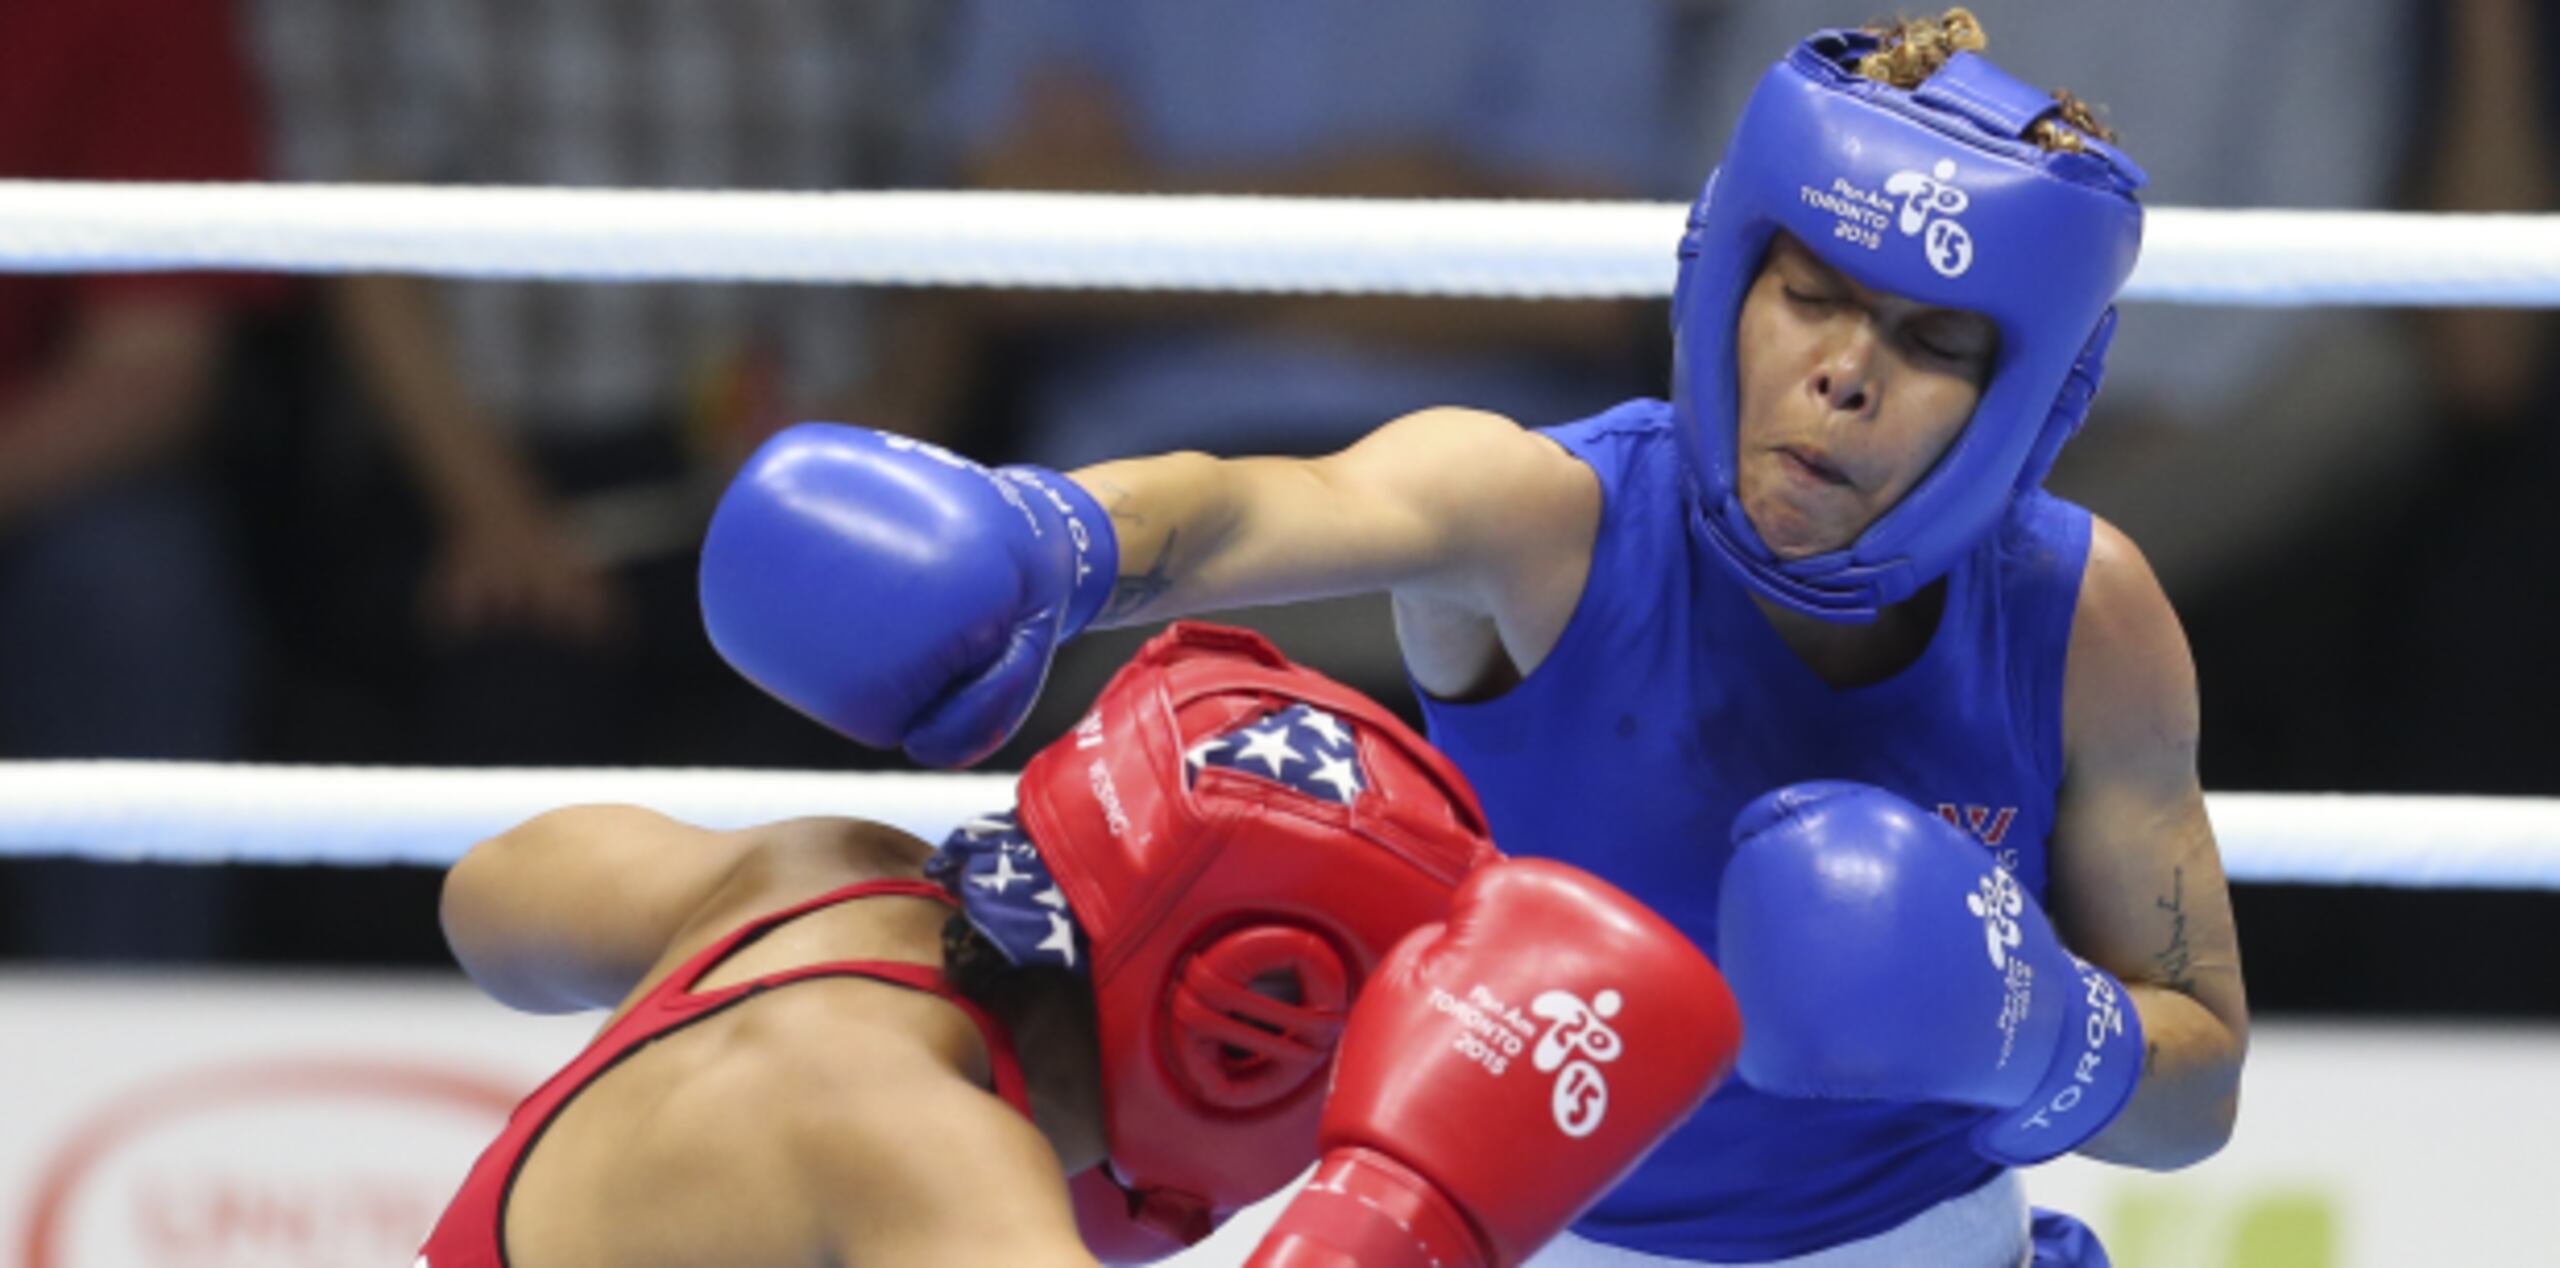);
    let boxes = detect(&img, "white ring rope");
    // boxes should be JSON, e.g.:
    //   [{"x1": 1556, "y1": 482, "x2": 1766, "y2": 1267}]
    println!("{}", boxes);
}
[
  {"x1": 4, "y1": 181, "x2": 2559, "y2": 306},
  {"x1": 0, "y1": 762, "x2": 1011, "y2": 870},
  {"x1": 0, "y1": 762, "x2": 2552, "y2": 890},
  {"x1": 4, "y1": 185, "x2": 2547, "y2": 889}
]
